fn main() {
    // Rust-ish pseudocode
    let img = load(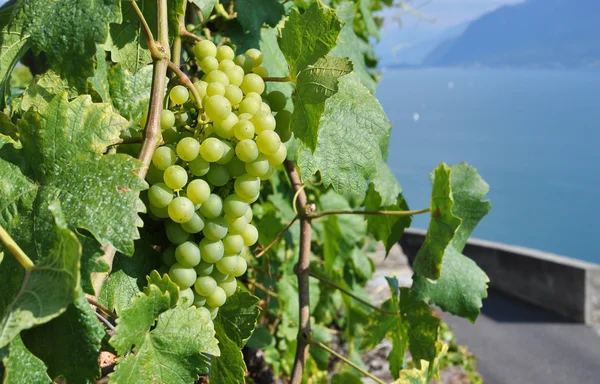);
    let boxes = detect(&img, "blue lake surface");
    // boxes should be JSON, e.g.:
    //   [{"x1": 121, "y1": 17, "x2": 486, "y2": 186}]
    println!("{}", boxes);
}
[{"x1": 376, "y1": 68, "x2": 600, "y2": 263}]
